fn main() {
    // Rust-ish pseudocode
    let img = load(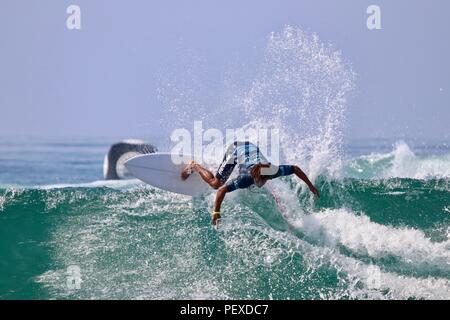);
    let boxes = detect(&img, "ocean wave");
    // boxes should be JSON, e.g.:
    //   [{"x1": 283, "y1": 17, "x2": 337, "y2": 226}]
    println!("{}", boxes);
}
[
  {"x1": 38, "y1": 179, "x2": 143, "y2": 190},
  {"x1": 1, "y1": 179, "x2": 449, "y2": 299},
  {"x1": 345, "y1": 141, "x2": 450, "y2": 180},
  {"x1": 291, "y1": 208, "x2": 450, "y2": 276}
]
